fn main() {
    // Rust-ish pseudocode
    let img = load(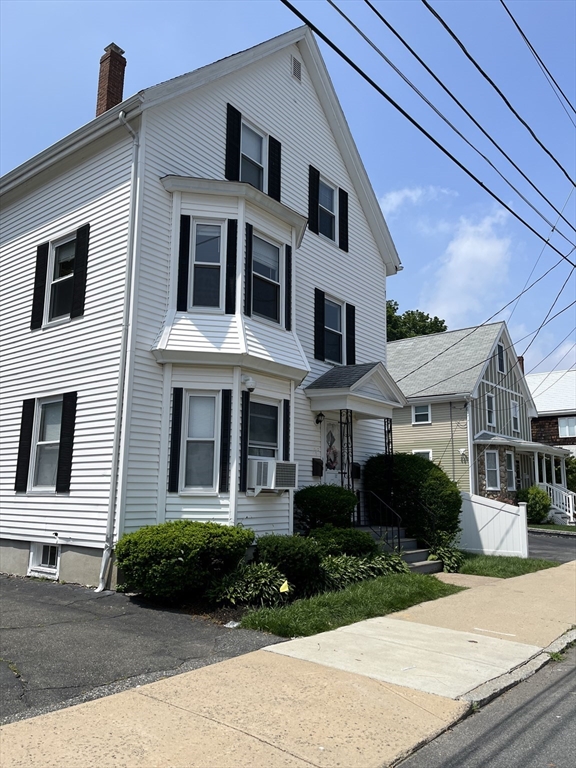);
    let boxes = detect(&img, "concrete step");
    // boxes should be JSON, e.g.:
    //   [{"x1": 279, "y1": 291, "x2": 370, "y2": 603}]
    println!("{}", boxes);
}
[
  {"x1": 409, "y1": 559, "x2": 443, "y2": 575},
  {"x1": 401, "y1": 548, "x2": 432, "y2": 564}
]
